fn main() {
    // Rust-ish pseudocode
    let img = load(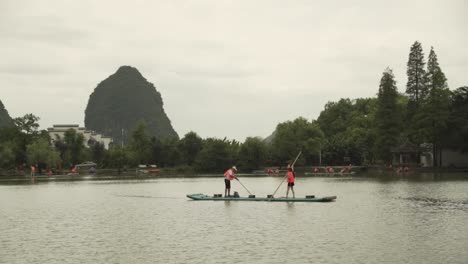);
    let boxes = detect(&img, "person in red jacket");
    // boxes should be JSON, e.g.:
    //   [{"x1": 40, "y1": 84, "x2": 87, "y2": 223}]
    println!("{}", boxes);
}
[
  {"x1": 223, "y1": 166, "x2": 237, "y2": 197},
  {"x1": 30, "y1": 165, "x2": 36, "y2": 178},
  {"x1": 286, "y1": 165, "x2": 295, "y2": 198}
]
